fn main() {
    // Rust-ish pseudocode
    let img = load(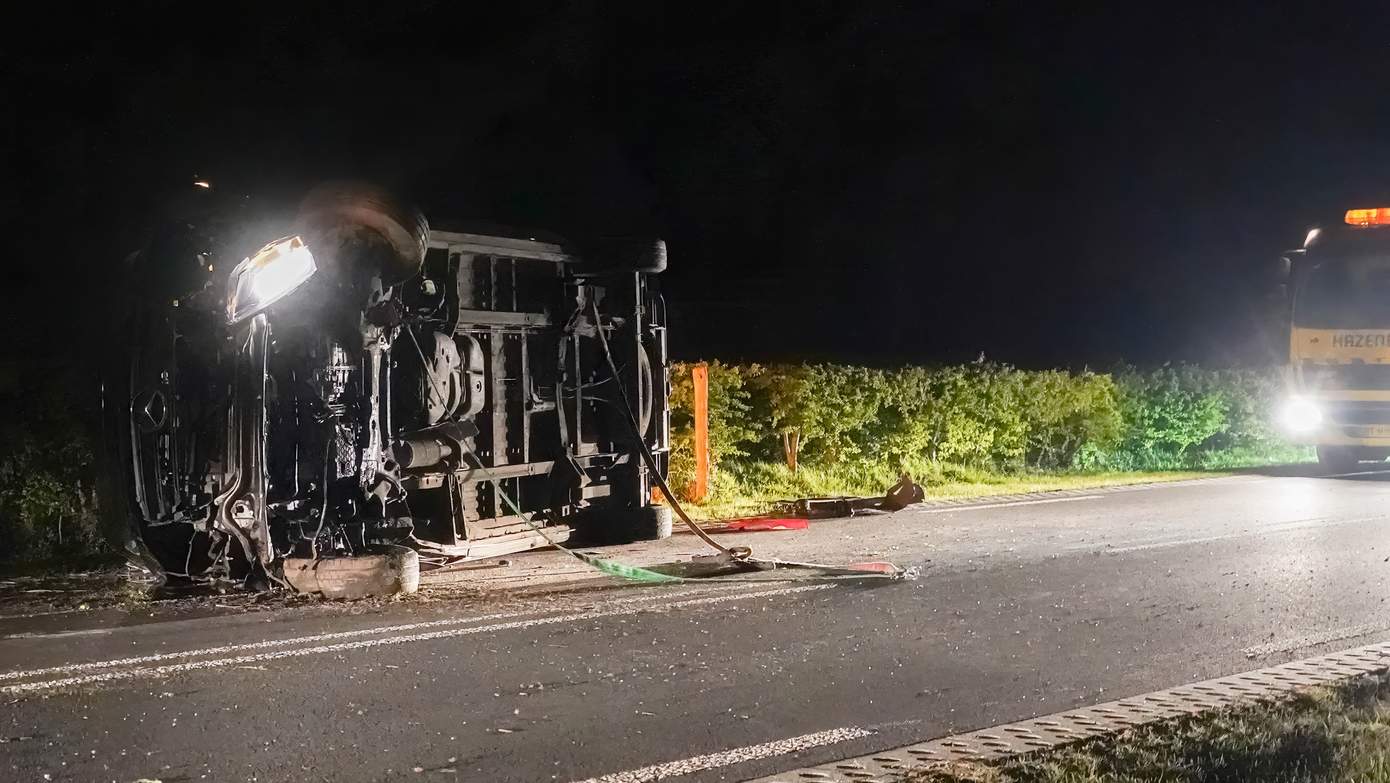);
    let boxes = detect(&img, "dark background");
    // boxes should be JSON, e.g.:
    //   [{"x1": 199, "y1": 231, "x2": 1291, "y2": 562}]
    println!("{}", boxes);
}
[{"x1": 6, "y1": 1, "x2": 1390, "y2": 375}]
